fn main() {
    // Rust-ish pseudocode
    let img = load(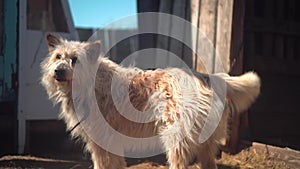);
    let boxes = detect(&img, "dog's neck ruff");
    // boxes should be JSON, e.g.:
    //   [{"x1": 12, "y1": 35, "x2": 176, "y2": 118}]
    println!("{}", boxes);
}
[
  {"x1": 67, "y1": 118, "x2": 86, "y2": 134},
  {"x1": 68, "y1": 120, "x2": 82, "y2": 134},
  {"x1": 67, "y1": 105, "x2": 89, "y2": 134}
]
